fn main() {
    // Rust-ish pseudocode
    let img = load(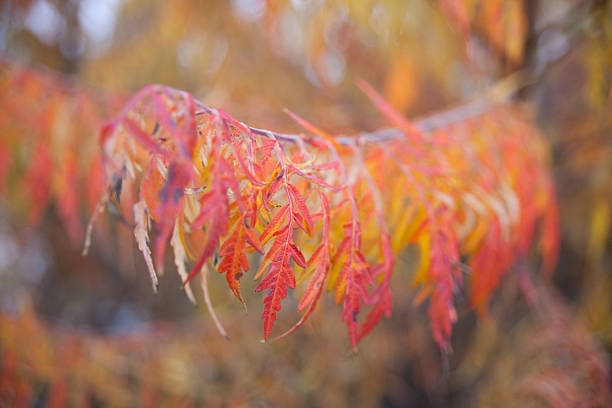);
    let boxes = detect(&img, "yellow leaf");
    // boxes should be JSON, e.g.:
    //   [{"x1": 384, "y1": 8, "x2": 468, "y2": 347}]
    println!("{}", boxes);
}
[
  {"x1": 413, "y1": 233, "x2": 430, "y2": 286},
  {"x1": 392, "y1": 206, "x2": 426, "y2": 252},
  {"x1": 461, "y1": 218, "x2": 488, "y2": 254},
  {"x1": 328, "y1": 251, "x2": 347, "y2": 293}
]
